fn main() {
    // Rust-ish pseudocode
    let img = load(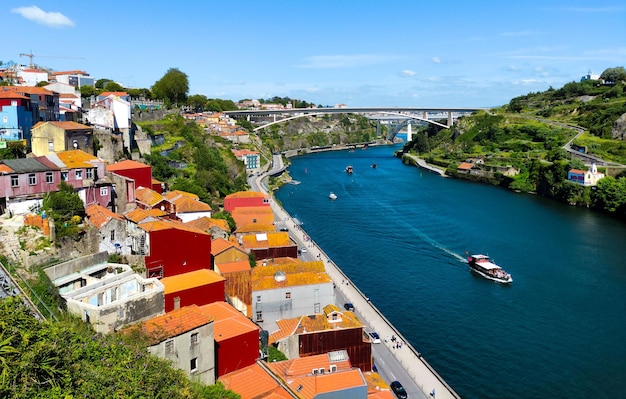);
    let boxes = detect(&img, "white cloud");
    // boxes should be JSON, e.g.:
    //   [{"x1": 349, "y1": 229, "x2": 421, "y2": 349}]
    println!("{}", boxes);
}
[
  {"x1": 12, "y1": 5, "x2": 74, "y2": 28},
  {"x1": 296, "y1": 54, "x2": 395, "y2": 69},
  {"x1": 400, "y1": 70, "x2": 416, "y2": 77},
  {"x1": 431, "y1": 57, "x2": 441, "y2": 64}
]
